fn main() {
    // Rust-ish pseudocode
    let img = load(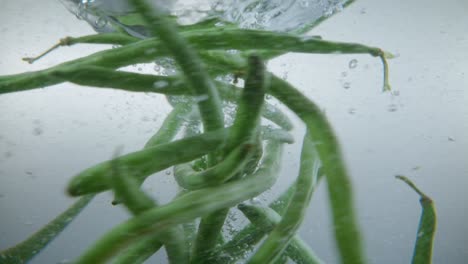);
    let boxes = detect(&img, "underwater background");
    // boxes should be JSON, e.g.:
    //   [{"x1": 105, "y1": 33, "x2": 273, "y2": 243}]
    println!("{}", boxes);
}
[{"x1": 1, "y1": 0, "x2": 467, "y2": 263}]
